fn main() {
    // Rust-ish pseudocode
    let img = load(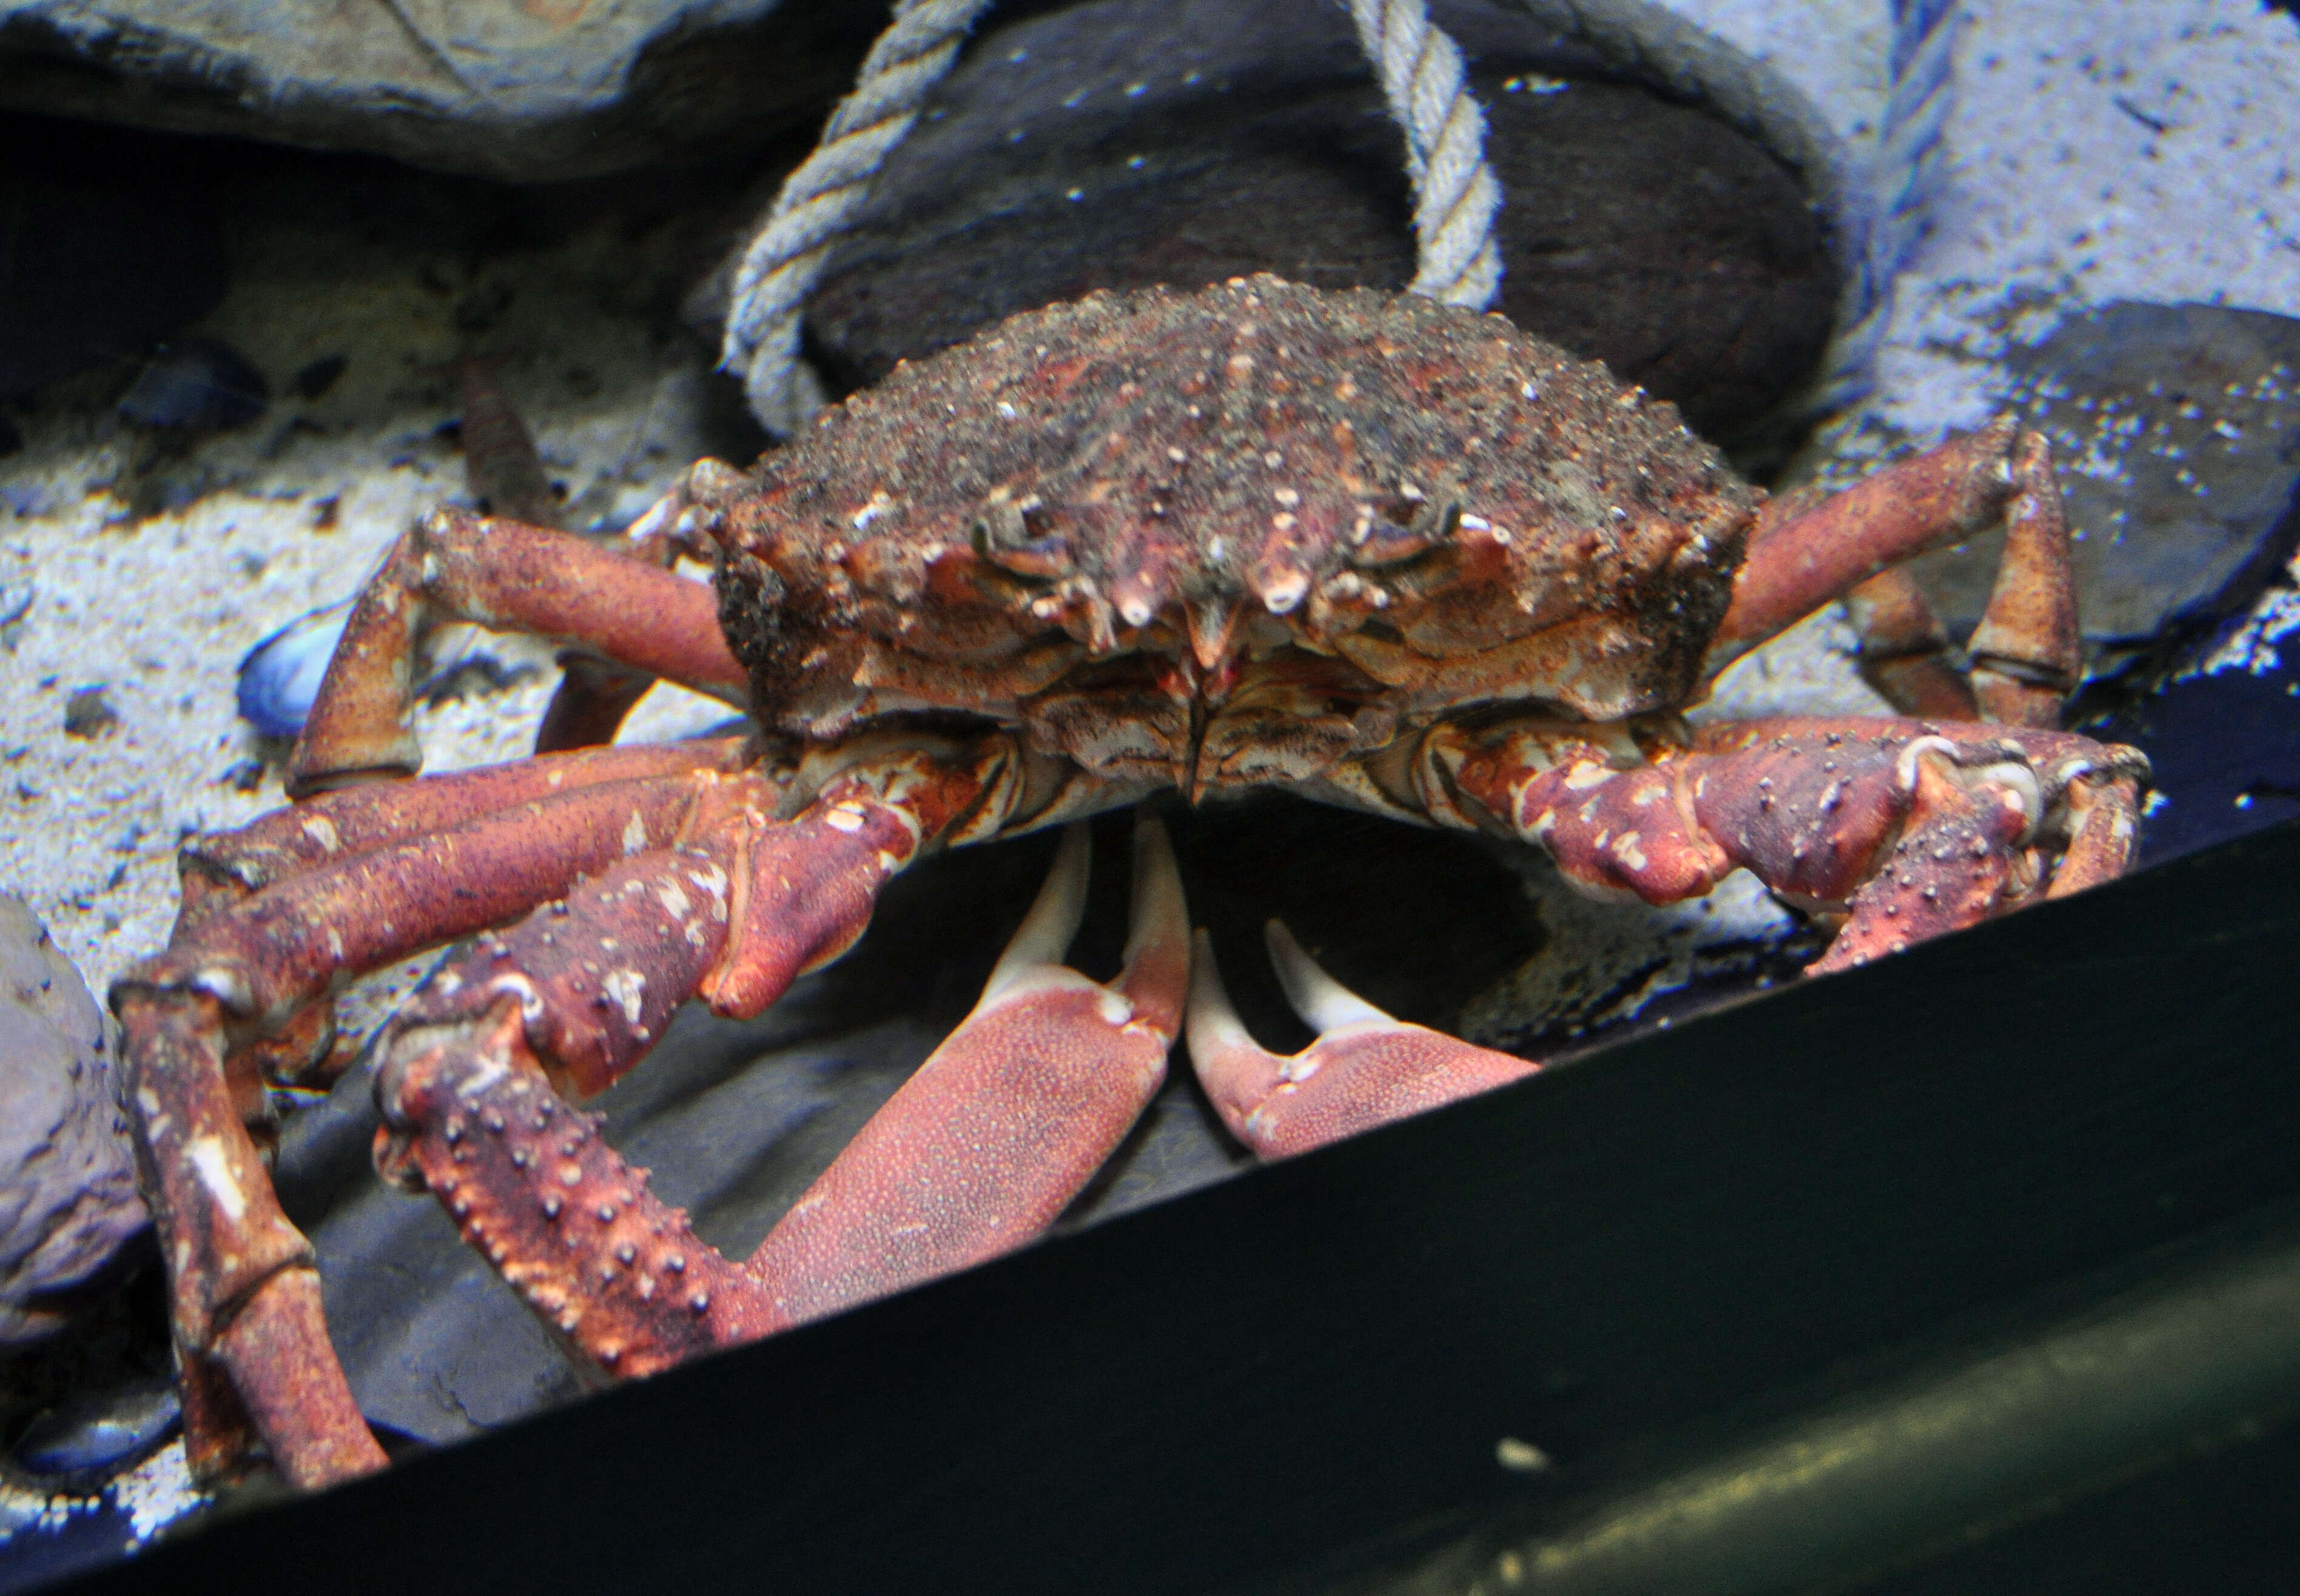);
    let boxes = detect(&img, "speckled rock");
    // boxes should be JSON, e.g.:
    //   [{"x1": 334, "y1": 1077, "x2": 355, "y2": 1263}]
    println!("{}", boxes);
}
[
  {"x1": 0, "y1": 896, "x2": 146, "y2": 1350},
  {"x1": 785, "y1": 0, "x2": 1840, "y2": 451},
  {"x1": 0, "y1": 0, "x2": 881, "y2": 181},
  {"x1": 1905, "y1": 302, "x2": 2300, "y2": 670}
]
